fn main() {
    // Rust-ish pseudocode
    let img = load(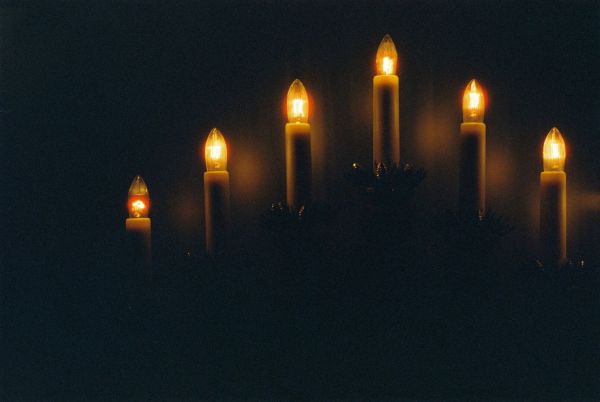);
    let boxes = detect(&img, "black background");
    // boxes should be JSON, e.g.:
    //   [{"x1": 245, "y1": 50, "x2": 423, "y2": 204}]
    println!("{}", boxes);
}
[{"x1": 2, "y1": 1, "x2": 599, "y2": 399}]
